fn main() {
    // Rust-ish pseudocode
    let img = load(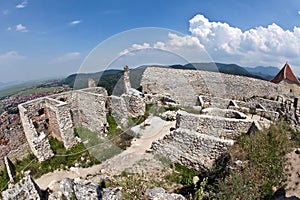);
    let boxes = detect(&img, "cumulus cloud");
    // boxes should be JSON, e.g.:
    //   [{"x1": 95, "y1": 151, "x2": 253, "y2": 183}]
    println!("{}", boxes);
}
[
  {"x1": 57, "y1": 52, "x2": 81, "y2": 62},
  {"x1": 119, "y1": 43, "x2": 151, "y2": 56},
  {"x1": 0, "y1": 51, "x2": 26, "y2": 62},
  {"x1": 69, "y1": 20, "x2": 82, "y2": 26},
  {"x1": 16, "y1": 1, "x2": 28, "y2": 9},
  {"x1": 117, "y1": 14, "x2": 300, "y2": 68},
  {"x1": 15, "y1": 24, "x2": 28, "y2": 32},
  {"x1": 188, "y1": 14, "x2": 300, "y2": 67}
]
